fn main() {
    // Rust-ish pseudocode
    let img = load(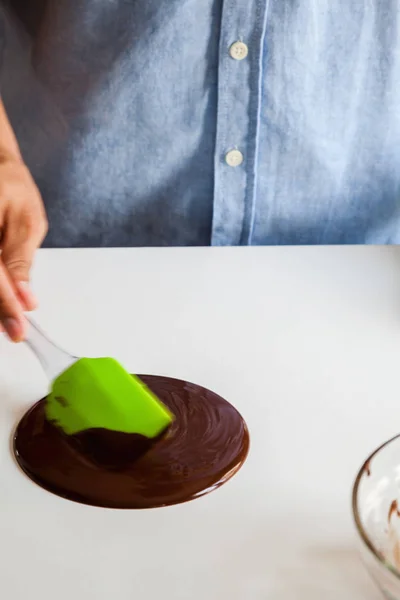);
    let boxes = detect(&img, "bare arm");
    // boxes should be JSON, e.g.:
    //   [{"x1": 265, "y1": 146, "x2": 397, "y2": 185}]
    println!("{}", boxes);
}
[{"x1": 0, "y1": 99, "x2": 21, "y2": 158}]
